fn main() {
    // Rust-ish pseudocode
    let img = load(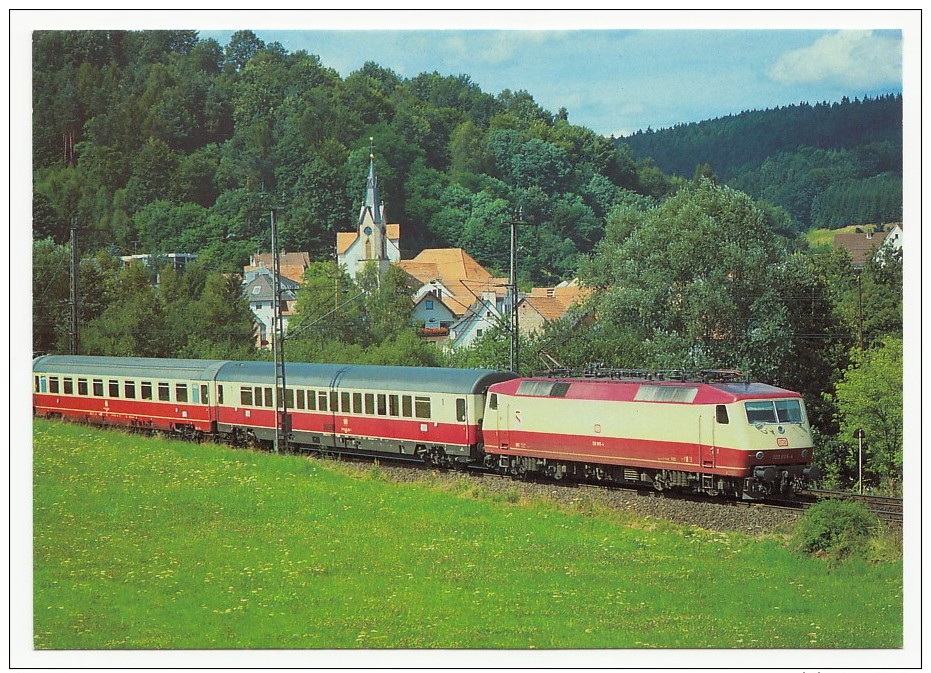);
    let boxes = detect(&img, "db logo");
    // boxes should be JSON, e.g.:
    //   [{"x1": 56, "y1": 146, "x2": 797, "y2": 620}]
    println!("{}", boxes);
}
[{"x1": 776, "y1": 438, "x2": 789, "y2": 447}]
